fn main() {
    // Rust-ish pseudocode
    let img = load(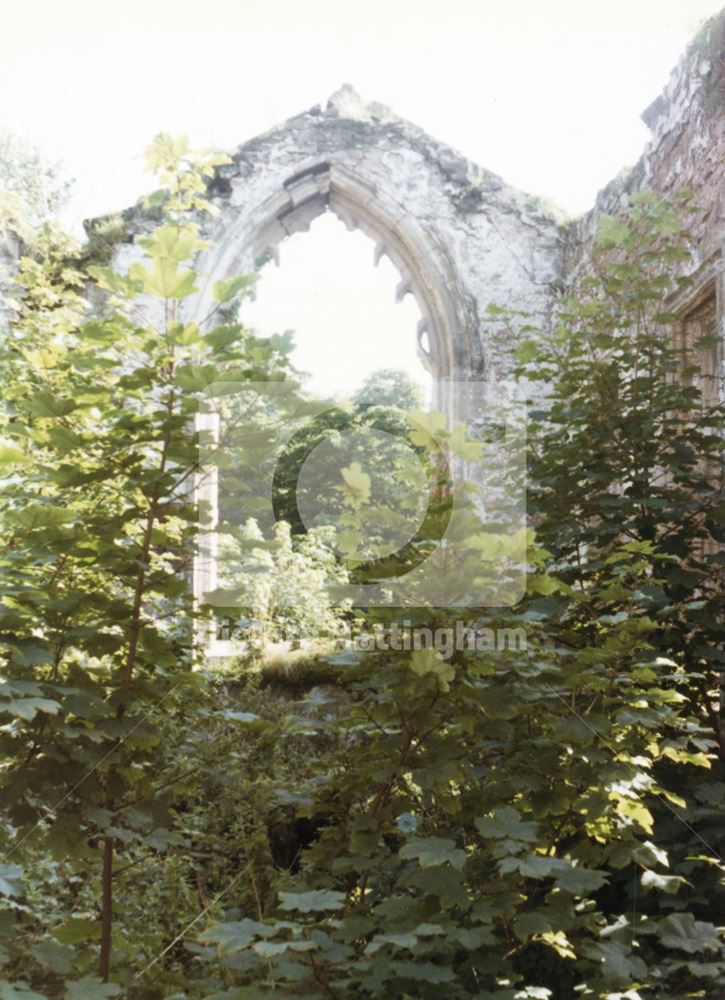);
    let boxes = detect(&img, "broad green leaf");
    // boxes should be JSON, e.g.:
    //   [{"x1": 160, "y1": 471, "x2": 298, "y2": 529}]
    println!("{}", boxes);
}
[
  {"x1": 143, "y1": 132, "x2": 190, "y2": 171},
  {"x1": 475, "y1": 807, "x2": 538, "y2": 843},
  {"x1": 499, "y1": 854, "x2": 551, "y2": 878},
  {"x1": 583, "y1": 940, "x2": 647, "y2": 983},
  {"x1": 65, "y1": 978, "x2": 122, "y2": 1000},
  {"x1": 0, "y1": 698, "x2": 62, "y2": 721},
  {"x1": 253, "y1": 939, "x2": 316, "y2": 957},
  {"x1": 613, "y1": 797, "x2": 654, "y2": 834},
  {"x1": 631, "y1": 841, "x2": 669, "y2": 868},
  {"x1": 448, "y1": 423, "x2": 484, "y2": 461},
  {"x1": 538, "y1": 930, "x2": 576, "y2": 959},
  {"x1": 128, "y1": 259, "x2": 198, "y2": 299},
  {"x1": 138, "y1": 224, "x2": 205, "y2": 263},
  {"x1": 338, "y1": 462, "x2": 371, "y2": 510},
  {"x1": 595, "y1": 215, "x2": 631, "y2": 247},
  {"x1": 0, "y1": 984, "x2": 47, "y2": 1000},
  {"x1": 26, "y1": 392, "x2": 76, "y2": 418},
  {"x1": 0, "y1": 446, "x2": 25, "y2": 466},
  {"x1": 53, "y1": 917, "x2": 101, "y2": 945},
  {"x1": 513, "y1": 911, "x2": 553, "y2": 941},
  {"x1": 278, "y1": 890, "x2": 345, "y2": 912},
  {"x1": 409, "y1": 649, "x2": 455, "y2": 692},
  {"x1": 86, "y1": 264, "x2": 138, "y2": 296},
  {"x1": 408, "y1": 409, "x2": 446, "y2": 445},
  {"x1": 553, "y1": 863, "x2": 608, "y2": 894},
  {"x1": 641, "y1": 870, "x2": 689, "y2": 894},
  {"x1": 661, "y1": 745, "x2": 711, "y2": 768},
  {"x1": 366, "y1": 932, "x2": 419, "y2": 954},
  {"x1": 167, "y1": 321, "x2": 201, "y2": 345},
  {"x1": 212, "y1": 273, "x2": 257, "y2": 303},
  {"x1": 387, "y1": 960, "x2": 455, "y2": 982},
  {"x1": 6, "y1": 503, "x2": 74, "y2": 530},
  {"x1": 0, "y1": 865, "x2": 24, "y2": 899},
  {"x1": 399, "y1": 837, "x2": 466, "y2": 870},
  {"x1": 28, "y1": 940, "x2": 74, "y2": 975},
  {"x1": 199, "y1": 919, "x2": 267, "y2": 954},
  {"x1": 657, "y1": 913, "x2": 724, "y2": 954}
]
